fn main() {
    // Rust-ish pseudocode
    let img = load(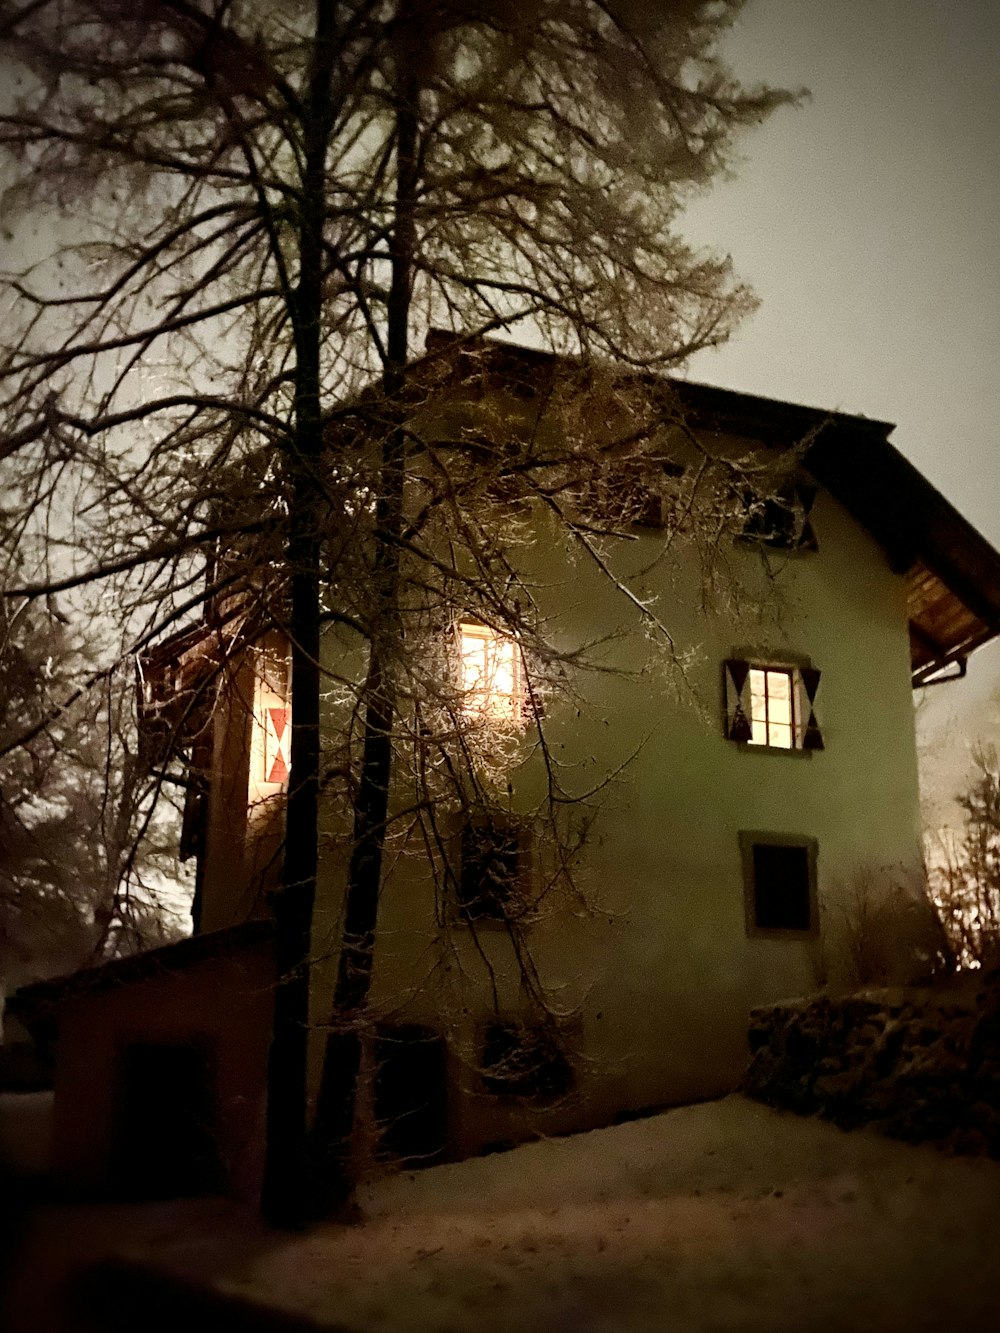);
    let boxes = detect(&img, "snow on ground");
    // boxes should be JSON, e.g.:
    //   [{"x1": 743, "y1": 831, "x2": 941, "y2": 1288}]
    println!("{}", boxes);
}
[{"x1": 155, "y1": 1095, "x2": 1000, "y2": 1333}]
